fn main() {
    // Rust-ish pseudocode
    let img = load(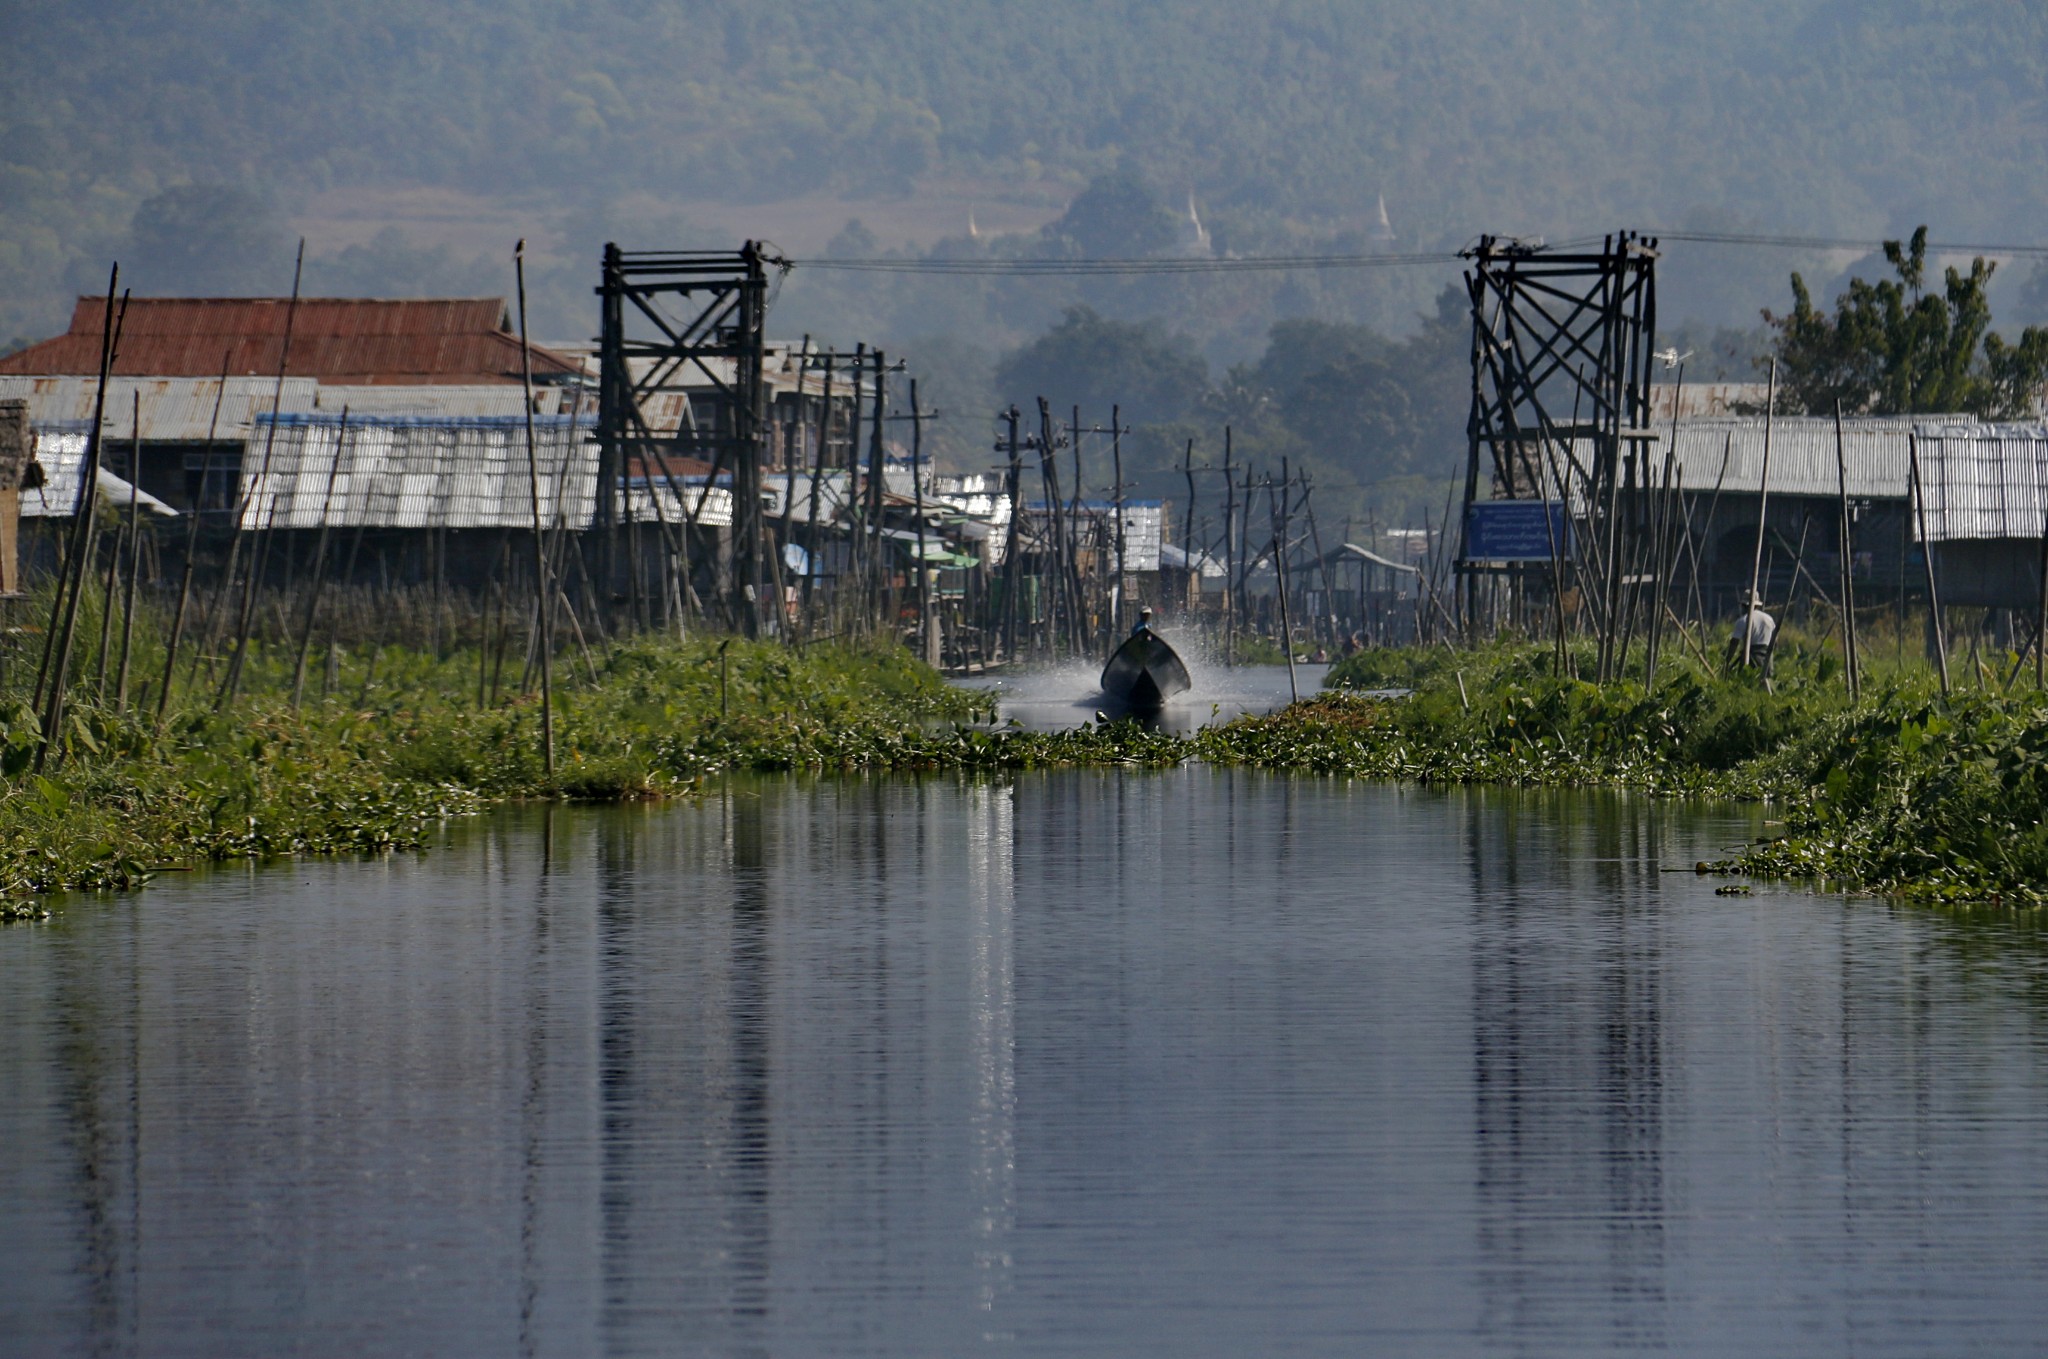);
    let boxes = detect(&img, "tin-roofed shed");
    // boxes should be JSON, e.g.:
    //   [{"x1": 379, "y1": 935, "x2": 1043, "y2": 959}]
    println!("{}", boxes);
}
[{"x1": 1911, "y1": 422, "x2": 2048, "y2": 608}]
